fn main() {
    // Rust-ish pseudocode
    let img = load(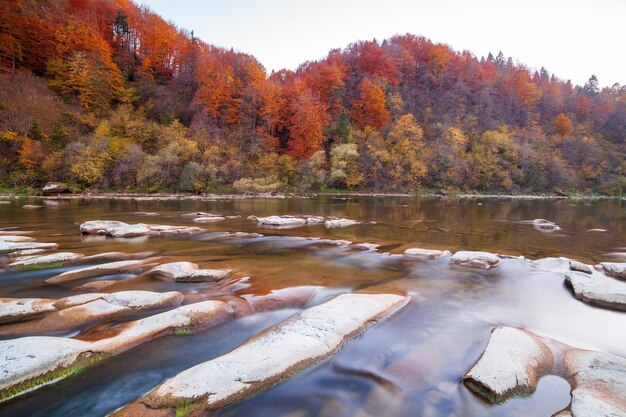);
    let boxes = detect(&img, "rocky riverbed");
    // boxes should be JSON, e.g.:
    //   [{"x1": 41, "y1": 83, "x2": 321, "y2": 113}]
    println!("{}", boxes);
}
[{"x1": 0, "y1": 195, "x2": 623, "y2": 417}]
